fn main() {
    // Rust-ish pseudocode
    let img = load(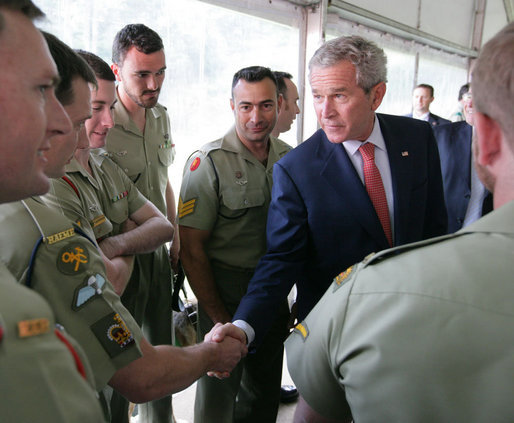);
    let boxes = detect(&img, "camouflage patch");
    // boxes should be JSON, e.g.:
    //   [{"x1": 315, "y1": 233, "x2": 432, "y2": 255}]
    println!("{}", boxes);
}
[
  {"x1": 178, "y1": 197, "x2": 197, "y2": 219},
  {"x1": 57, "y1": 242, "x2": 89, "y2": 275},
  {"x1": 91, "y1": 312, "x2": 135, "y2": 358},
  {"x1": 293, "y1": 322, "x2": 309, "y2": 341}
]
